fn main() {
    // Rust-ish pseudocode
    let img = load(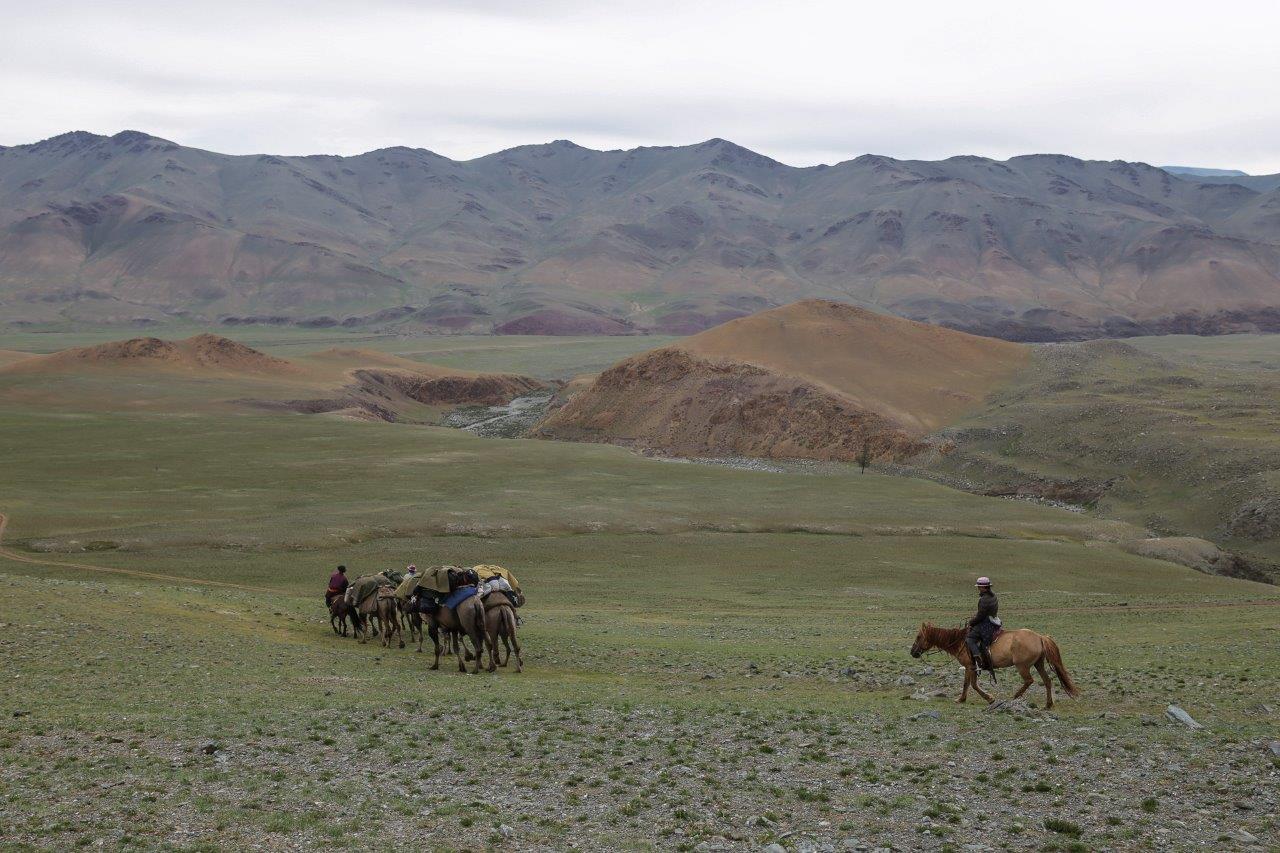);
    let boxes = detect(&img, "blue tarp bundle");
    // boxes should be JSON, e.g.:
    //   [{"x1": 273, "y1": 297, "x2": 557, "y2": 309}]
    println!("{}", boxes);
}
[{"x1": 443, "y1": 584, "x2": 477, "y2": 611}]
